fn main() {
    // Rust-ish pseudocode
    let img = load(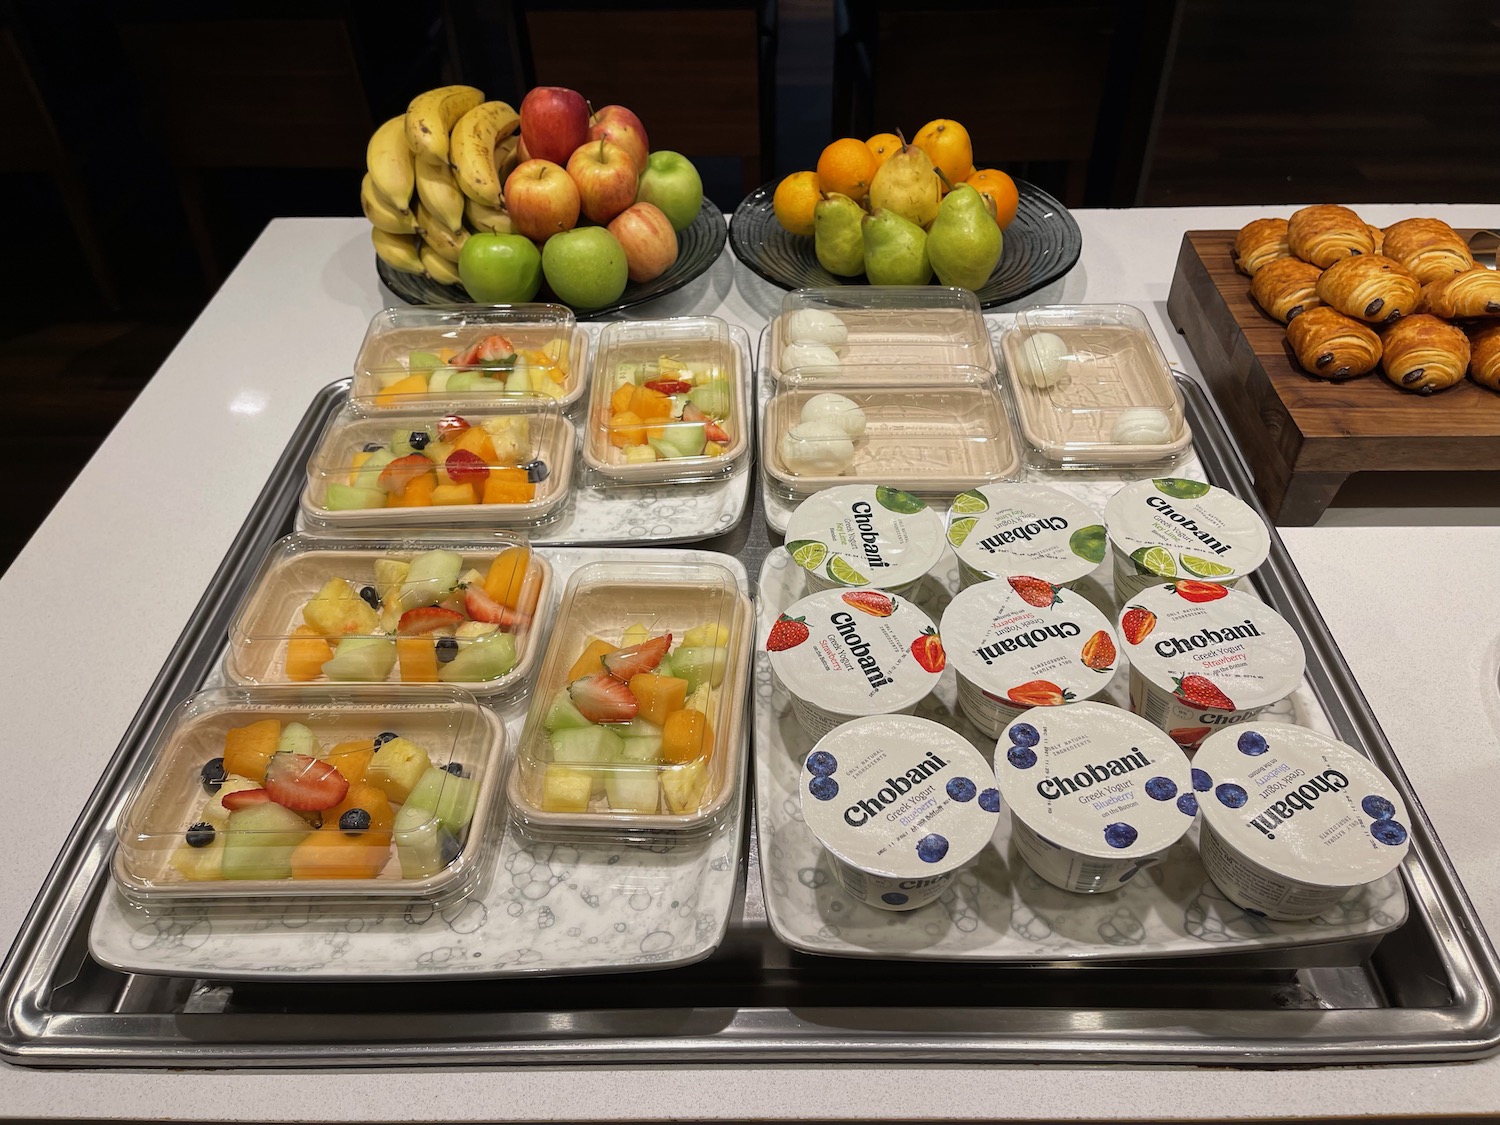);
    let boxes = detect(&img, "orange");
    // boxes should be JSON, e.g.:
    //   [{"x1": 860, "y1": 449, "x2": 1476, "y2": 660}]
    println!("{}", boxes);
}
[
  {"x1": 865, "y1": 132, "x2": 902, "y2": 169},
  {"x1": 771, "y1": 170, "x2": 820, "y2": 237},
  {"x1": 815, "y1": 138, "x2": 876, "y2": 204},
  {"x1": 966, "y1": 168, "x2": 1019, "y2": 229},
  {"x1": 913, "y1": 119, "x2": 974, "y2": 192}
]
